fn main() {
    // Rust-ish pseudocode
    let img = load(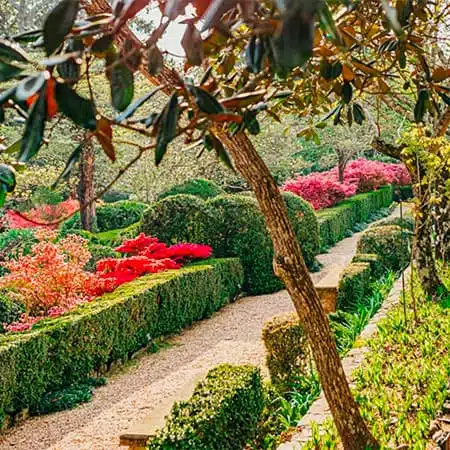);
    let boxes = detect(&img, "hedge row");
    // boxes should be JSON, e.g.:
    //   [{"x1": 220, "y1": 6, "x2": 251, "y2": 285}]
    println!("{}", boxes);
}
[
  {"x1": 0, "y1": 259, "x2": 244, "y2": 427},
  {"x1": 337, "y1": 262, "x2": 372, "y2": 312},
  {"x1": 157, "y1": 178, "x2": 224, "y2": 201},
  {"x1": 140, "y1": 193, "x2": 320, "y2": 295},
  {"x1": 61, "y1": 200, "x2": 148, "y2": 233},
  {"x1": 148, "y1": 364, "x2": 264, "y2": 450},
  {"x1": 317, "y1": 185, "x2": 393, "y2": 248}
]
